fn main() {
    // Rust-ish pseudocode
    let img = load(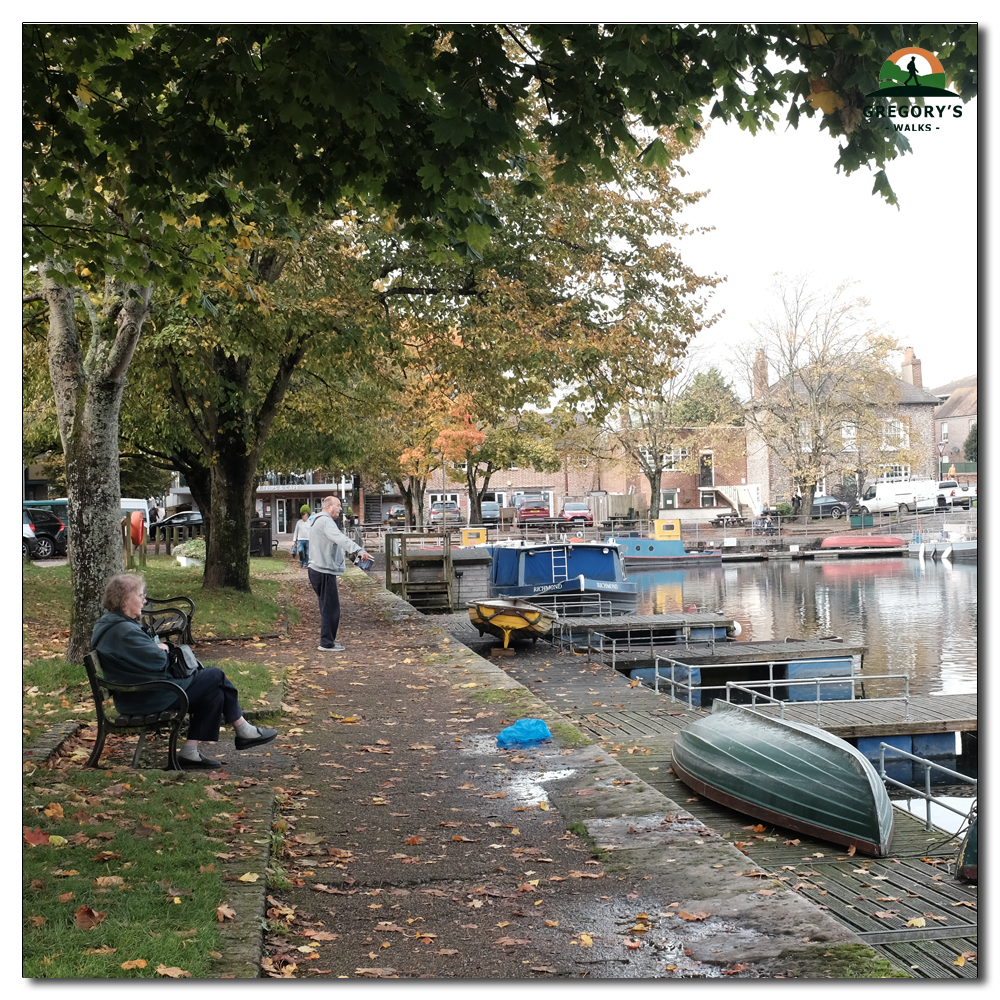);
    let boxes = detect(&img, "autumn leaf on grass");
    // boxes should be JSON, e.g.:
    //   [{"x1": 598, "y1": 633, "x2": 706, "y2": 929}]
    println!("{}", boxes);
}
[
  {"x1": 44, "y1": 802, "x2": 64, "y2": 820},
  {"x1": 156, "y1": 964, "x2": 191, "y2": 978},
  {"x1": 95, "y1": 876, "x2": 124, "y2": 887},
  {"x1": 75, "y1": 905, "x2": 107, "y2": 930},
  {"x1": 85, "y1": 946, "x2": 116, "y2": 955},
  {"x1": 217, "y1": 904, "x2": 237, "y2": 922},
  {"x1": 59, "y1": 892, "x2": 75, "y2": 903},
  {"x1": 678, "y1": 910, "x2": 711, "y2": 922},
  {"x1": 91, "y1": 851, "x2": 121, "y2": 862},
  {"x1": 23, "y1": 827, "x2": 50, "y2": 846},
  {"x1": 27, "y1": 915, "x2": 46, "y2": 928},
  {"x1": 120, "y1": 959, "x2": 146, "y2": 970}
]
